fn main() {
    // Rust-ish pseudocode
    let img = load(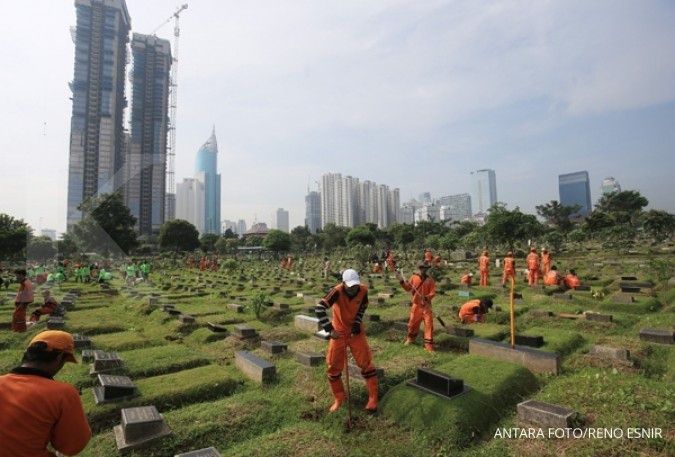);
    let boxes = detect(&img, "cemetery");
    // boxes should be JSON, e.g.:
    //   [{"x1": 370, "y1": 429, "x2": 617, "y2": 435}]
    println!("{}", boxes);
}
[{"x1": 0, "y1": 250, "x2": 673, "y2": 456}]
